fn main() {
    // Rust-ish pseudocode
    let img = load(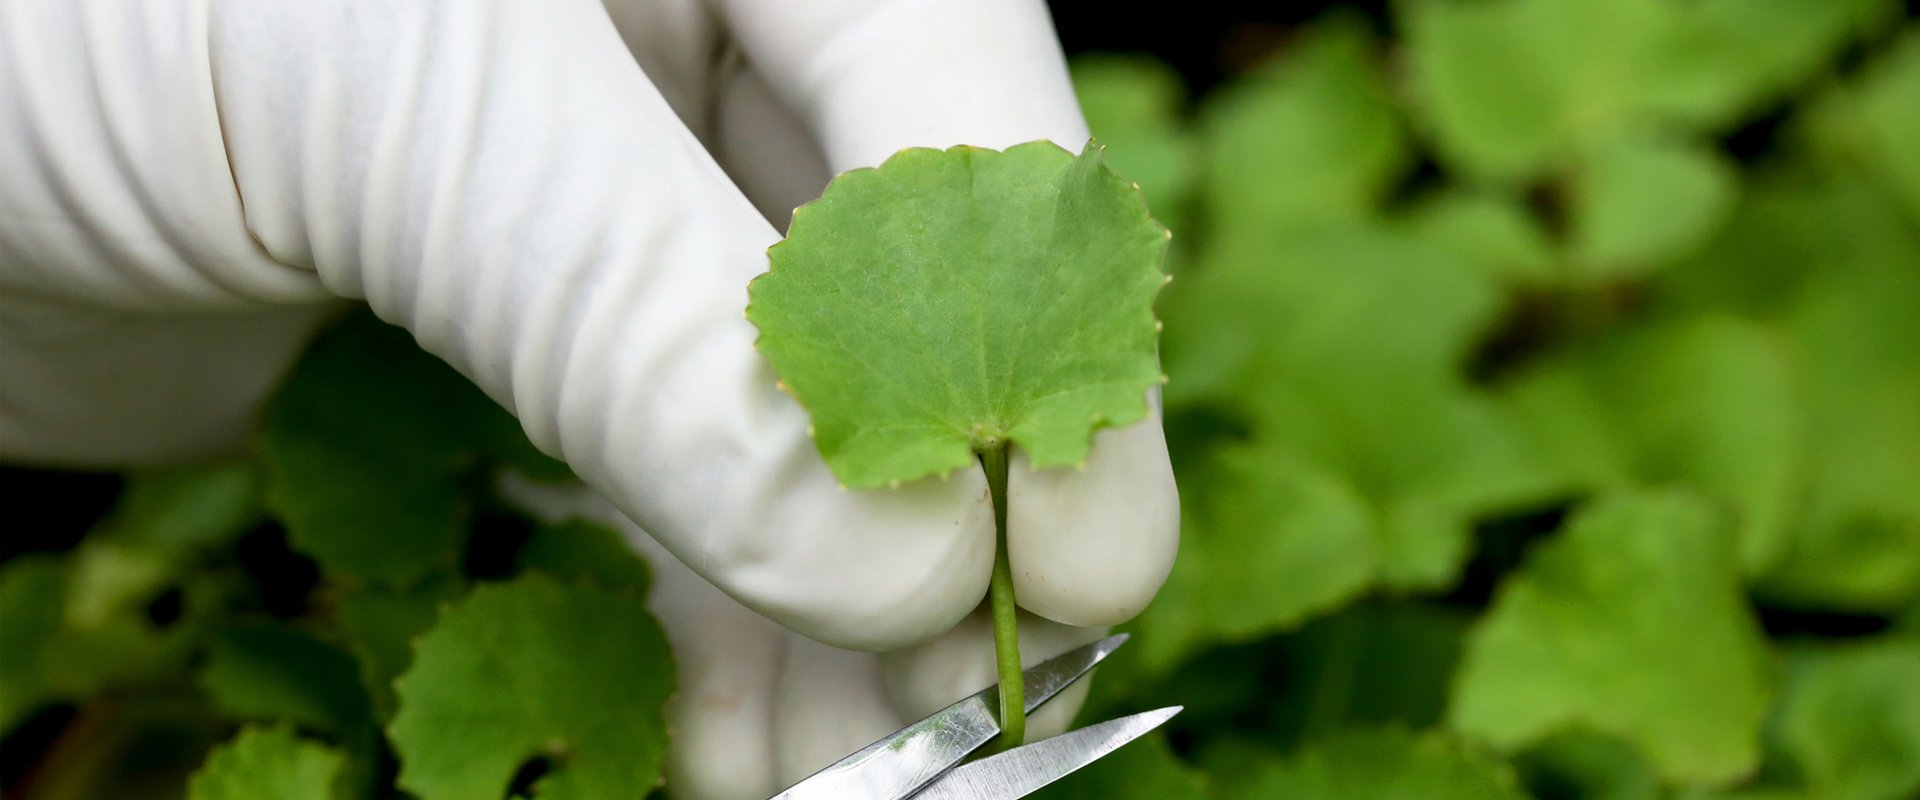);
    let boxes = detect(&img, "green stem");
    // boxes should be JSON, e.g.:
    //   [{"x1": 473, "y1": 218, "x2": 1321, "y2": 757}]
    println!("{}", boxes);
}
[{"x1": 980, "y1": 442, "x2": 1025, "y2": 749}]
